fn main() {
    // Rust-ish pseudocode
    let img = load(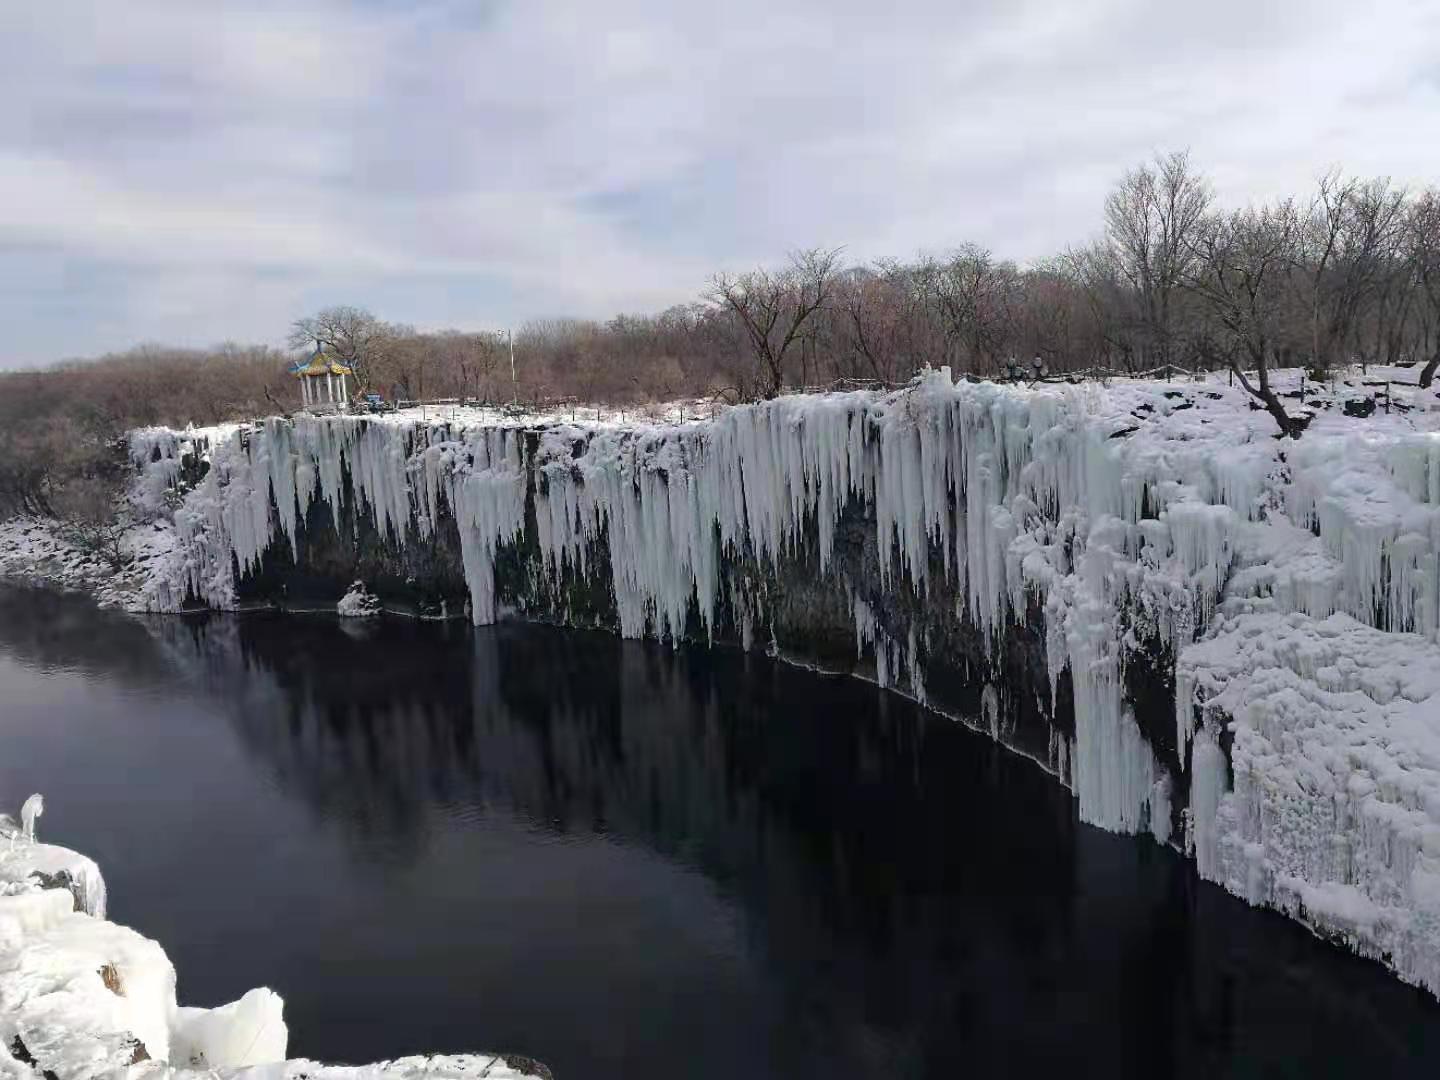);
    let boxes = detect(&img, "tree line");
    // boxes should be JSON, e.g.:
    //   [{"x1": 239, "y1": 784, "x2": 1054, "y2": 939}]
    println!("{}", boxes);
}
[
  {"x1": 280, "y1": 154, "x2": 1440, "y2": 421},
  {"x1": 3, "y1": 152, "x2": 1439, "y2": 530}
]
